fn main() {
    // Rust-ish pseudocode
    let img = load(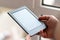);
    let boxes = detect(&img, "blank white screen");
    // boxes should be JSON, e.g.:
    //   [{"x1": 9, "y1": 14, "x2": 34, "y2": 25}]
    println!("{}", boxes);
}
[{"x1": 12, "y1": 9, "x2": 41, "y2": 31}]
